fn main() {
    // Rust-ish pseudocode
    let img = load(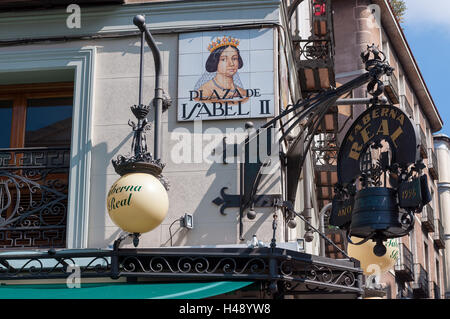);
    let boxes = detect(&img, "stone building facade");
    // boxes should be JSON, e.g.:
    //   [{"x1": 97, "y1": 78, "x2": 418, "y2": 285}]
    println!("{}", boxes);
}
[{"x1": 434, "y1": 134, "x2": 450, "y2": 299}]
